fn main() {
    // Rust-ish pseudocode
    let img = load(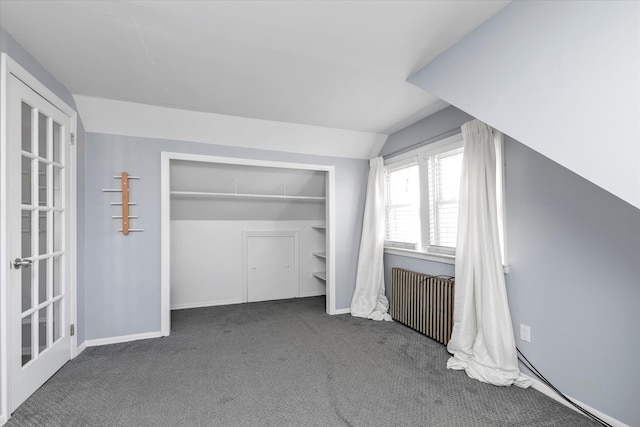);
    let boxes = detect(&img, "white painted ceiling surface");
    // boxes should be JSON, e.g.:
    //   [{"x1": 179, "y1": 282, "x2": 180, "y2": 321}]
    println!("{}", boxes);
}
[{"x1": 1, "y1": 1, "x2": 508, "y2": 140}]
